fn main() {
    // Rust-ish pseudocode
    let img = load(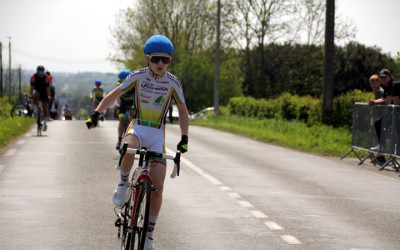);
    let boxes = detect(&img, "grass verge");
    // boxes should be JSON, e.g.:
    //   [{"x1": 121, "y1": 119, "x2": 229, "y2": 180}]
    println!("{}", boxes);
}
[
  {"x1": 190, "y1": 114, "x2": 353, "y2": 157},
  {"x1": 0, "y1": 117, "x2": 35, "y2": 150}
]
